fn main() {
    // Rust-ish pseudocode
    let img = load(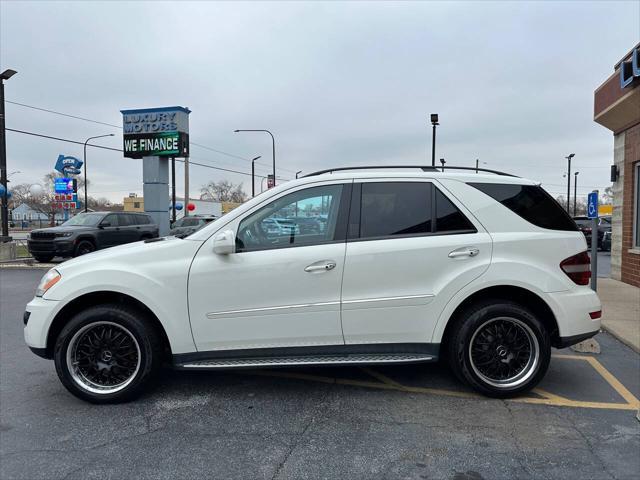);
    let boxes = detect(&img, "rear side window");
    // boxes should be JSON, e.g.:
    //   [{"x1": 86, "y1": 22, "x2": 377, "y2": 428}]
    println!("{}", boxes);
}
[
  {"x1": 353, "y1": 182, "x2": 476, "y2": 240},
  {"x1": 469, "y1": 183, "x2": 578, "y2": 231},
  {"x1": 435, "y1": 189, "x2": 475, "y2": 232},
  {"x1": 359, "y1": 182, "x2": 432, "y2": 239}
]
